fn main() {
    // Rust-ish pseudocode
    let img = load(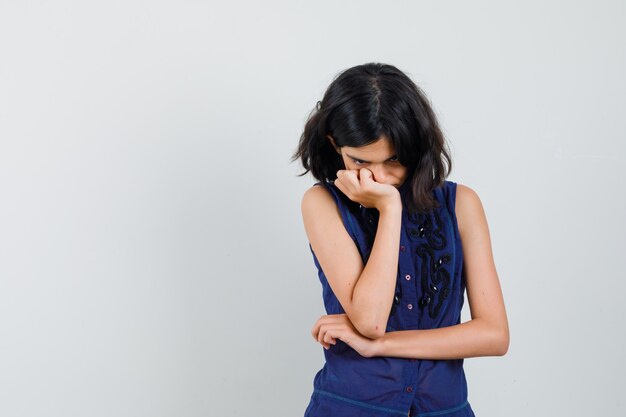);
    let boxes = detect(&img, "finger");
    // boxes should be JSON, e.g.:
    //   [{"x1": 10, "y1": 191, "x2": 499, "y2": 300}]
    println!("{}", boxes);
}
[
  {"x1": 311, "y1": 314, "x2": 331, "y2": 340},
  {"x1": 311, "y1": 317, "x2": 324, "y2": 341},
  {"x1": 359, "y1": 168, "x2": 373, "y2": 185},
  {"x1": 324, "y1": 330, "x2": 338, "y2": 345},
  {"x1": 319, "y1": 326, "x2": 337, "y2": 349},
  {"x1": 336, "y1": 169, "x2": 353, "y2": 181},
  {"x1": 334, "y1": 176, "x2": 353, "y2": 199},
  {"x1": 319, "y1": 314, "x2": 341, "y2": 325},
  {"x1": 340, "y1": 169, "x2": 359, "y2": 187},
  {"x1": 333, "y1": 177, "x2": 344, "y2": 193},
  {"x1": 318, "y1": 325, "x2": 326, "y2": 346},
  {"x1": 323, "y1": 339, "x2": 336, "y2": 349},
  {"x1": 334, "y1": 173, "x2": 347, "y2": 192},
  {"x1": 324, "y1": 330, "x2": 339, "y2": 349}
]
